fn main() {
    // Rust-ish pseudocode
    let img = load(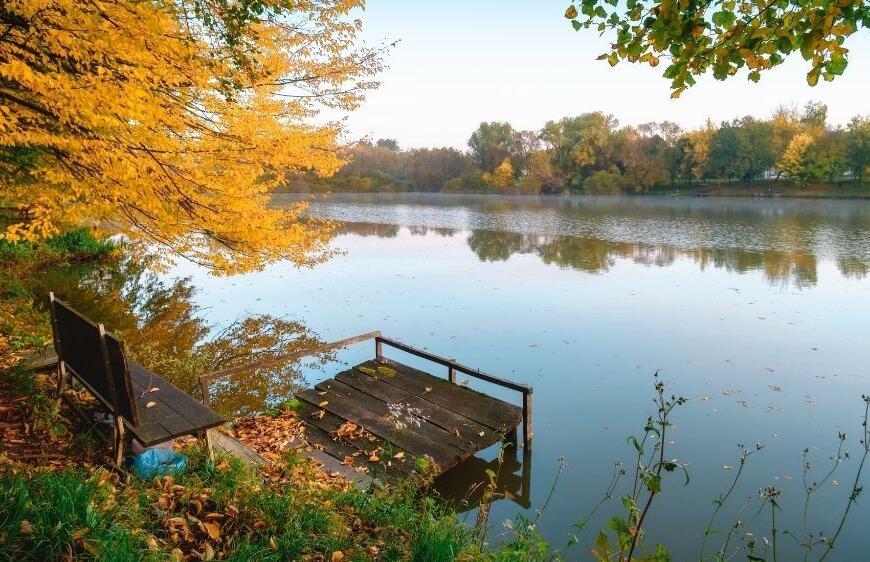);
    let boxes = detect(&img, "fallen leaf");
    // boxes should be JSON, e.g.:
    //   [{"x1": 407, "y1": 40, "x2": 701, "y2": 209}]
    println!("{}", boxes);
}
[
  {"x1": 424, "y1": 387, "x2": 432, "y2": 392},
  {"x1": 332, "y1": 552, "x2": 345, "y2": 562},
  {"x1": 368, "y1": 454, "x2": 380, "y2": 462},
  {"x1": 203, "y1": 521, "x2": 221, "y2": 540},
  {"x1": 393, "y1": 451, "x2": 404, "y2": 459},
  {"x1": 319, "y1": 401, "x2": 329, "y2": 407},
  {"x1": 19, "y1": 520, "x2": 33, "y2": 535},
  {"x1": 145, "y1": 401, "x2": 157, "y2": 408}
]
